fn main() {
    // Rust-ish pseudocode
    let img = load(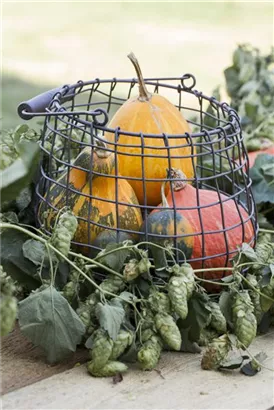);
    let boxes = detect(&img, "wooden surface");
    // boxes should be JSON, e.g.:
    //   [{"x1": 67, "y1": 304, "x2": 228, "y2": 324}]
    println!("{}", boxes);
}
[
  {"x1": 0, "y1": 323, "x2": 89, "y2": 395},
  {"x1": 2, "y1": 329, "x2": 274, "y2": 410}
]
